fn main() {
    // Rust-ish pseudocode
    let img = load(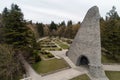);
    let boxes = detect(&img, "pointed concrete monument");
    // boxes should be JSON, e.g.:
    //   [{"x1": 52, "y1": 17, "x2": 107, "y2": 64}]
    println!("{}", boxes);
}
[{"x1": 67, "y1": 6, "x2": 109, "y2": 80}]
